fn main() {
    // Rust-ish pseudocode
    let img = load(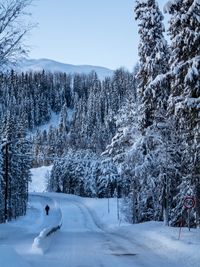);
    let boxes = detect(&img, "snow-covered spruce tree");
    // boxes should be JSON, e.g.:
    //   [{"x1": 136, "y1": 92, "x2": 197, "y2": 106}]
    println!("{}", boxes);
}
[
  {"x1": 129, "y1": 0, "x2": 171, "y2": 223},
  {"x1": 134, "y1": 0, "x2": 169, "y2": 130},
  {"x1": 1, "y1": 112, "x2": 17, "y2": 221},
  {"x1": 48, "y1": 159, "x2": 63, "y2": 192},
  {"x1": 164, "y1": 0, "x2": 200, "y2": 226},
  {"x1": 102, "y1": 91, "x2": 143, "y2": 223},
  {"x1": 59, "y1": 103, "x2": 69, "y2": 135},
  {"x1": 14, "y1": 118, "x2": 32, "y2": 217},
  {"x1": 102, "y1": 104, "x2": 146, "y2": 223},
  {"x1": 98, "y1": 158, "x2": 119, "y2": 198},
  {"x1": 102, "y1": 64, "x2": 155, "y2": 223}
]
